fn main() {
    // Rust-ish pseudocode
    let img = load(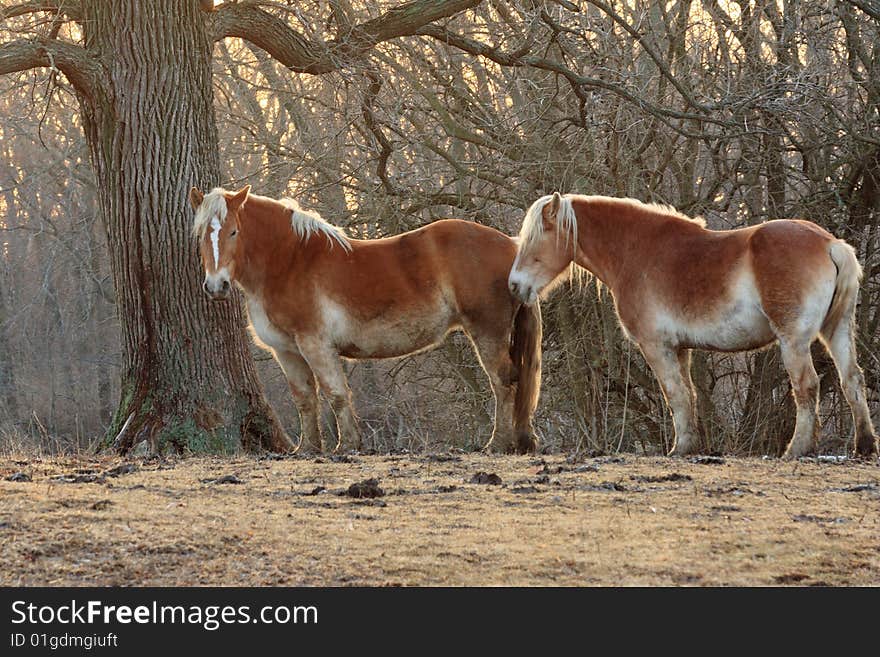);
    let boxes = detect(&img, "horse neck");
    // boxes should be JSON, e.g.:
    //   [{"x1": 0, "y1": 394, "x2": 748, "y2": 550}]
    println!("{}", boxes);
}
[
  {"x1": 234, "y1": 200, "x2": 299, "y2": 298},
  {"x1": 572, "y1": 197, "x2": 690, "y2": 289}
]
